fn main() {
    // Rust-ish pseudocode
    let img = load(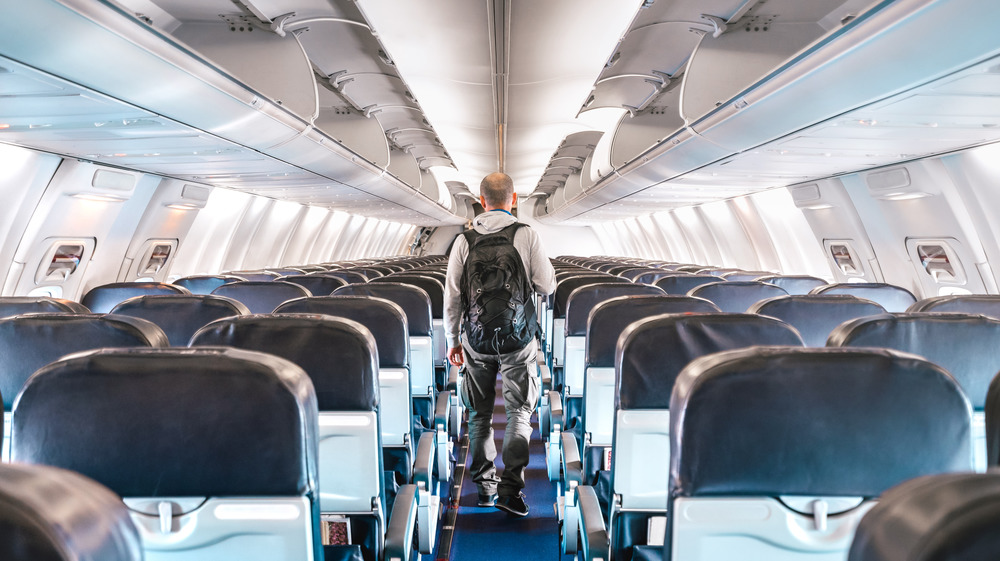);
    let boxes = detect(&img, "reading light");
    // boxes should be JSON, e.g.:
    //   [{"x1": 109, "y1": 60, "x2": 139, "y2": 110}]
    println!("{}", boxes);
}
[
  {"x1": 165, "y1": 203, "x2": 202, "y2": 210},
  {"x1": 879, "y1": 191, "x2": 930, "y2": 201},
  {"x1": 70, "y1": 193, "x2": 129, "y2": 202}
]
